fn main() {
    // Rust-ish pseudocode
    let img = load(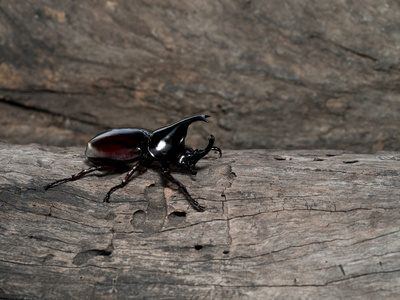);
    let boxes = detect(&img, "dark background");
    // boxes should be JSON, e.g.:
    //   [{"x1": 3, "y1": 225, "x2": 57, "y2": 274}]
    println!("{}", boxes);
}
[{"x1": 1, "y1": 0, "x2": 400, "y2": 153}]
